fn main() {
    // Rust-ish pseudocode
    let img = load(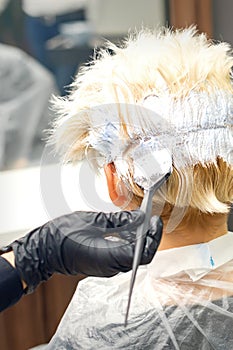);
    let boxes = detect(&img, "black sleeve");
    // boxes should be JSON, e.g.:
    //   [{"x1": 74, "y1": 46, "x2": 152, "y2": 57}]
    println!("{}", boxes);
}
[{"x1": 0, "y1": 255, "x2": 24, "y2": 312}]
